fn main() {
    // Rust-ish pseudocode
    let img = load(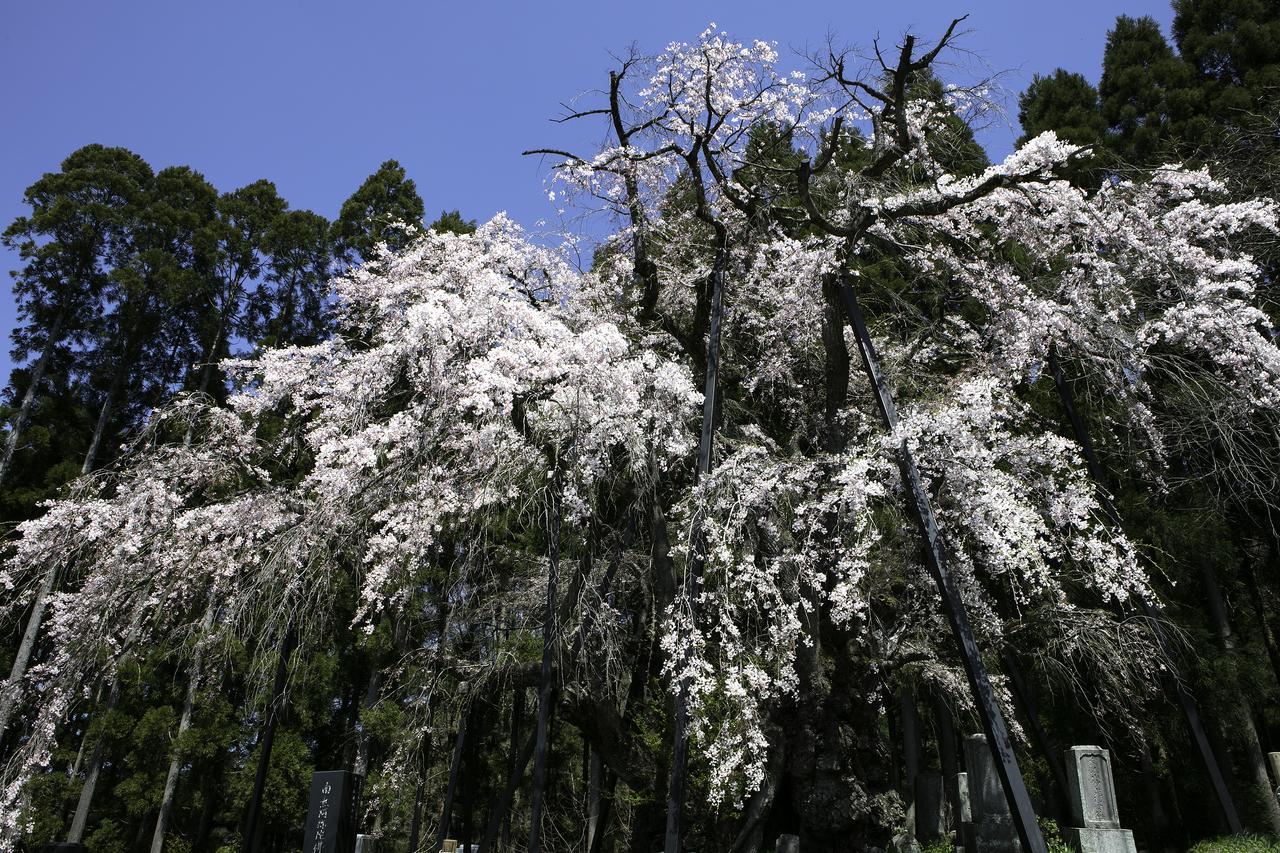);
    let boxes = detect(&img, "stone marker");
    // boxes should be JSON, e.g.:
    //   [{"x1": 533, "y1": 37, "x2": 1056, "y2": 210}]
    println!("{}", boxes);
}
[
  {"x1": 954, "y1": 771, "x2": 971, "y2": 825},
  {"x1": 953, "y1": 771, "x2": 971, "y2": 853},
  {"x1": 1268, "y1": 752, "x2": 1280, "y2": 796},
  {"x1": 302, "y1": 770, "x2": 359, "y2": 853},
  {"x1": 776, "y1": 833, "x2": 799, "y2": 853},
  {"x1": 1062, "y1": 746, "x2": 1137, "y2": 853},
  {"x1": 961, "y1": 734, "x2": 1019, "y2": 853},
  {"x1": 915, "y1": 773, "x2": 945, "y2": 843},
  {"x1": 354, "y1": 834, "x2": 377, "y2": 853},
  {"x1": 439, "y1": 841, "x2": 458, "y2": 853}
]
